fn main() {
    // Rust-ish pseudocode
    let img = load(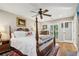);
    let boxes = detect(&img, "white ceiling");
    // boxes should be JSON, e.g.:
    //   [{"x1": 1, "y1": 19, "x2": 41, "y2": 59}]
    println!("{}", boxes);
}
[{"x1": 0, "y1": 3, "x2": 77, "y2": 22}]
